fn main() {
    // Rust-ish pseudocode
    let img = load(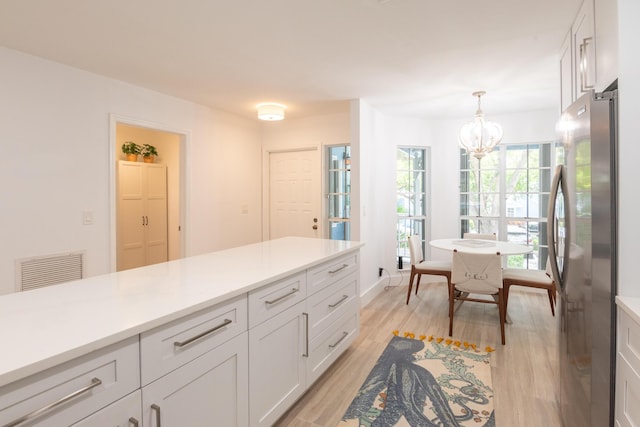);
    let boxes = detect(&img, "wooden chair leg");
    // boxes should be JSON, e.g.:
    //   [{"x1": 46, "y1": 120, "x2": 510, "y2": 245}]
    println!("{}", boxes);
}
[
  {"x1": 414, "y1": 274, "x2": 422, "y2": 295},
  {"x1": 547, "y1": 289, "x2": 555, "y2": 316},
  {"x1": 406, "y1": 270, "x2": 415, "y2": 304},
  {"x1": 448, "y1": 284, "x2": 455, "y2": 337},
  {"x1": 498, "y1": 289, "x2": 506, "y2": 345}
]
